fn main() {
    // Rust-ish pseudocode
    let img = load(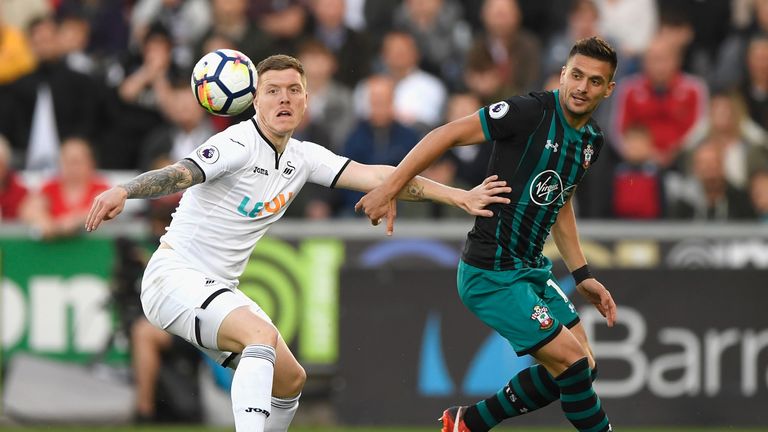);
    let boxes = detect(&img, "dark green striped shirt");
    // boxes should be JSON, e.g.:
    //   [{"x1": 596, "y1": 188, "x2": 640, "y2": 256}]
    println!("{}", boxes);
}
[{"x1": 462, "y1": 90, "x2": 604, "y2": 271}]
